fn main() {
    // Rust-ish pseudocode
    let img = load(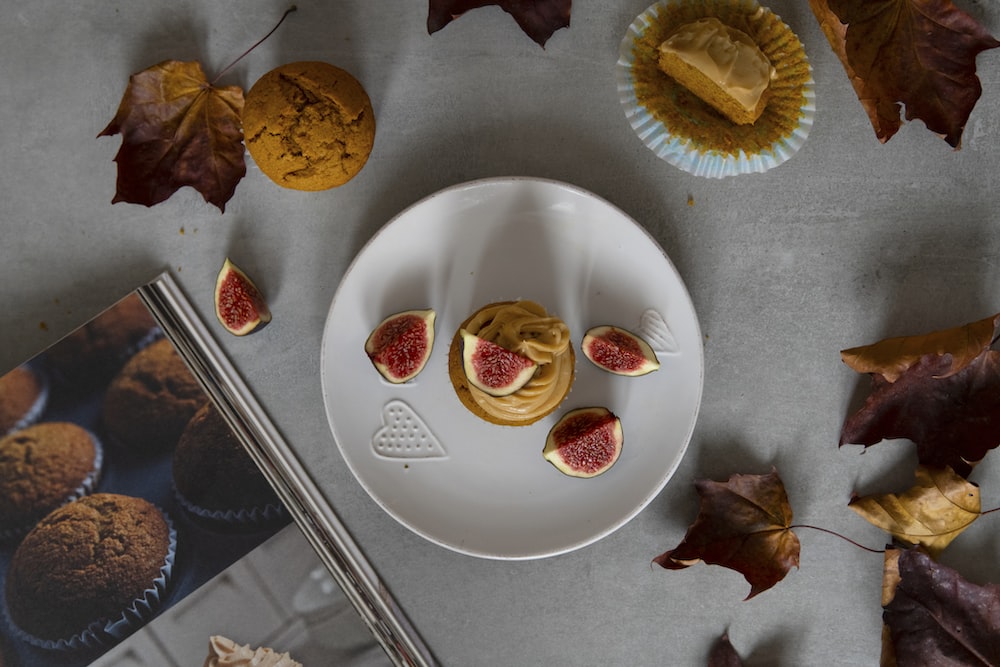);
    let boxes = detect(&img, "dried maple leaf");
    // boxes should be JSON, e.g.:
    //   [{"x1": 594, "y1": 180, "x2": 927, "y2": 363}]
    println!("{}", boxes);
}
[
  {"x1": 882, "y1": 546, "x2": 1000, "y2": 665},
  {"x1": 809, "y1": 0, "x2": 1000, "y2": 147},
  {"x1": 653, "y1": 469, "x2": 800, "y2": 600},
  {"x1": 427, "y1": 0, "x2": 571, "y2": 47},
  {"x1": 849, "y1": 466, "x2": 980, "y2": 557},
  {"x1": 840, "y1": 347, "x2": 1000, "y2": 478},
  {"x1": 99, "y1": 60, "x2": 245, "y2": 212},
  {"x1": 708, "y1": 633, "x2": 745, "y2": 667},
  {"x1": 841, "y1": 313, "x2": 1000, "y2": 383}
]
